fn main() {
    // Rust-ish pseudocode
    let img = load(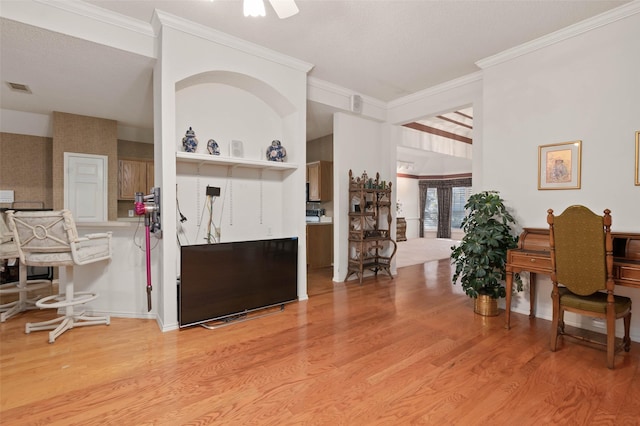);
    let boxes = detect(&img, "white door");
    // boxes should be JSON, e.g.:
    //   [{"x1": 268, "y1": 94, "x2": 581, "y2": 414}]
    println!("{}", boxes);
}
[{"x1": 64, "y1": 152, "x2": 108, "y2": 222}]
